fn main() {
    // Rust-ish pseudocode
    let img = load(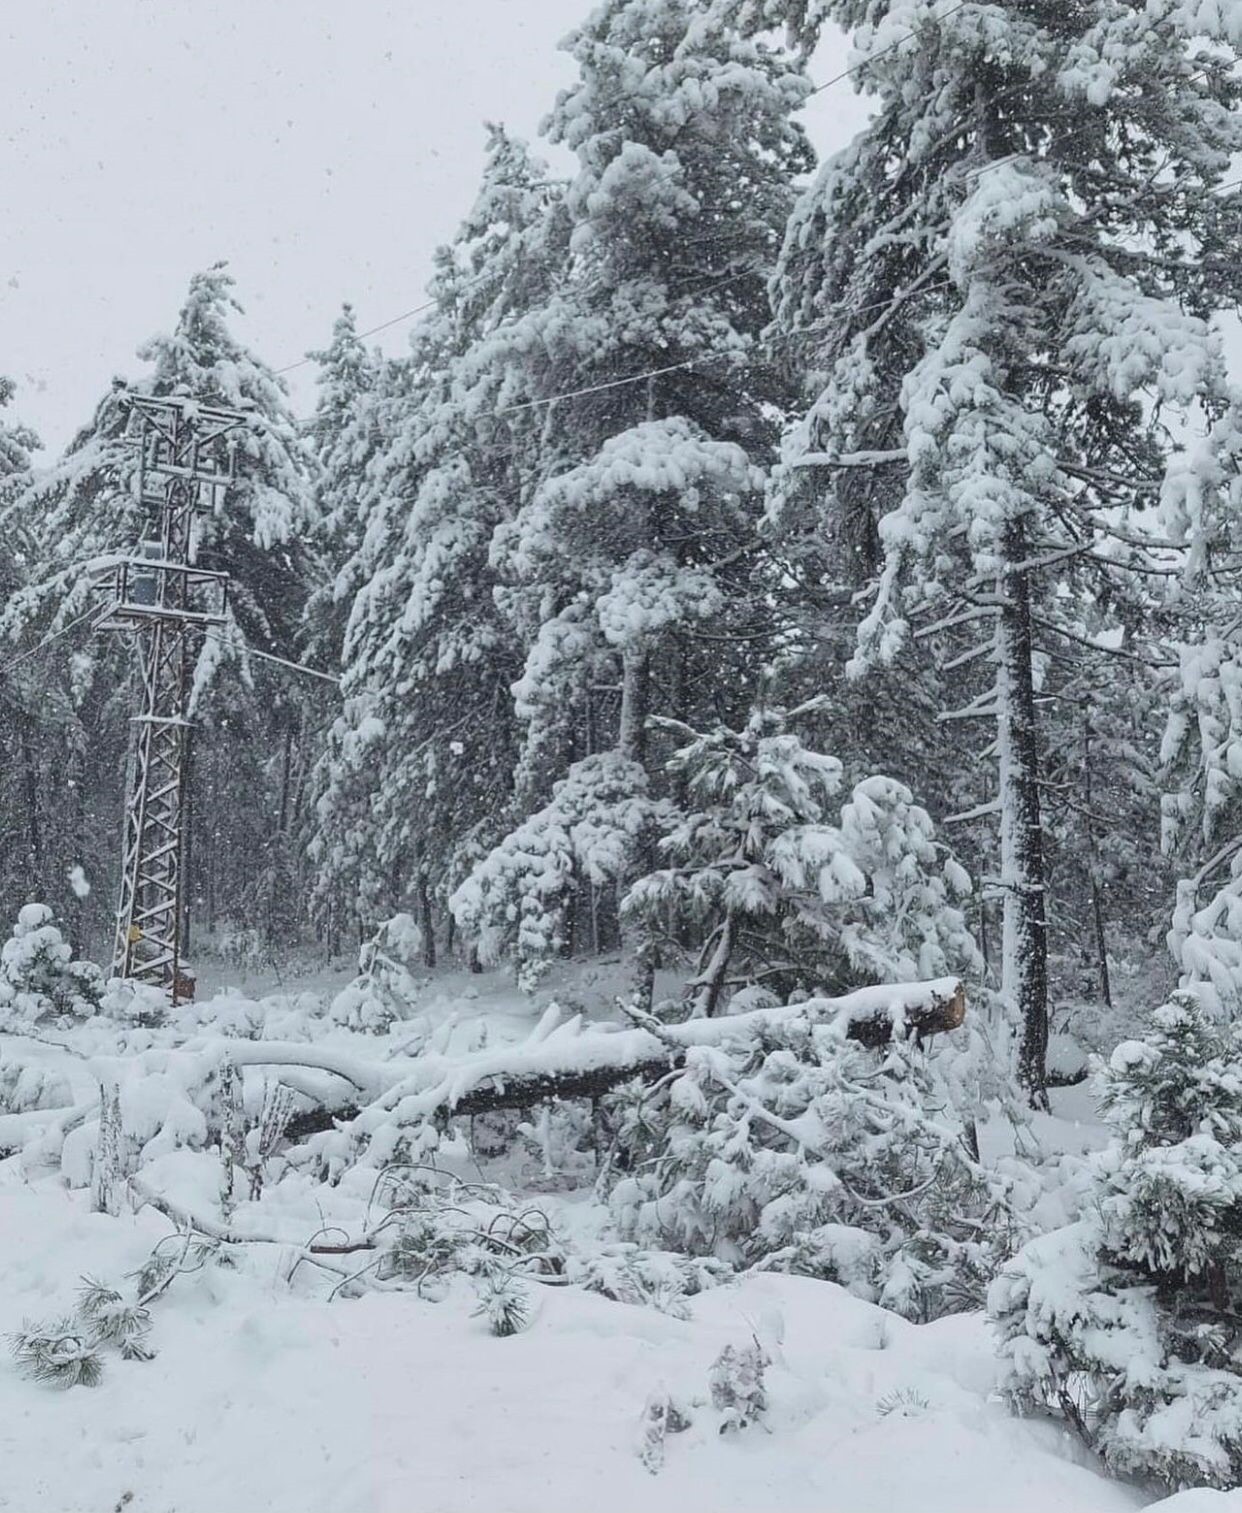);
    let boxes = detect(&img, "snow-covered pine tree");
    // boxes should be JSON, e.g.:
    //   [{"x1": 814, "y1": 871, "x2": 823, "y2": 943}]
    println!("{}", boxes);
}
[
  {"x1": 298, "y1": 305, "x2": 394, "y2": 953},
  {"x1": 312, "y1": 127, "x2": 570, "y2": 942},
  {"x1": 624, "y1": 703, "x2": 979, "y2": 1014},
  {"x1": 0, "y1": 377, "x2": 52, "y2": 919},
  {"x1": 302, "y1": 304, "x2": 385, "y2": 671},
  {"x1": 992, "y1": 988, "x2": 1242, "y2": 1491},
  {"x1": 766, "y1": 0, "x2": 1242, "y2": 1098},
  {"x1": 495, "y1": 0, "x2": 811, "y2": 778},
  {"x1": 446, "y1": 0, "x2": 814, "y2": 988}
]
